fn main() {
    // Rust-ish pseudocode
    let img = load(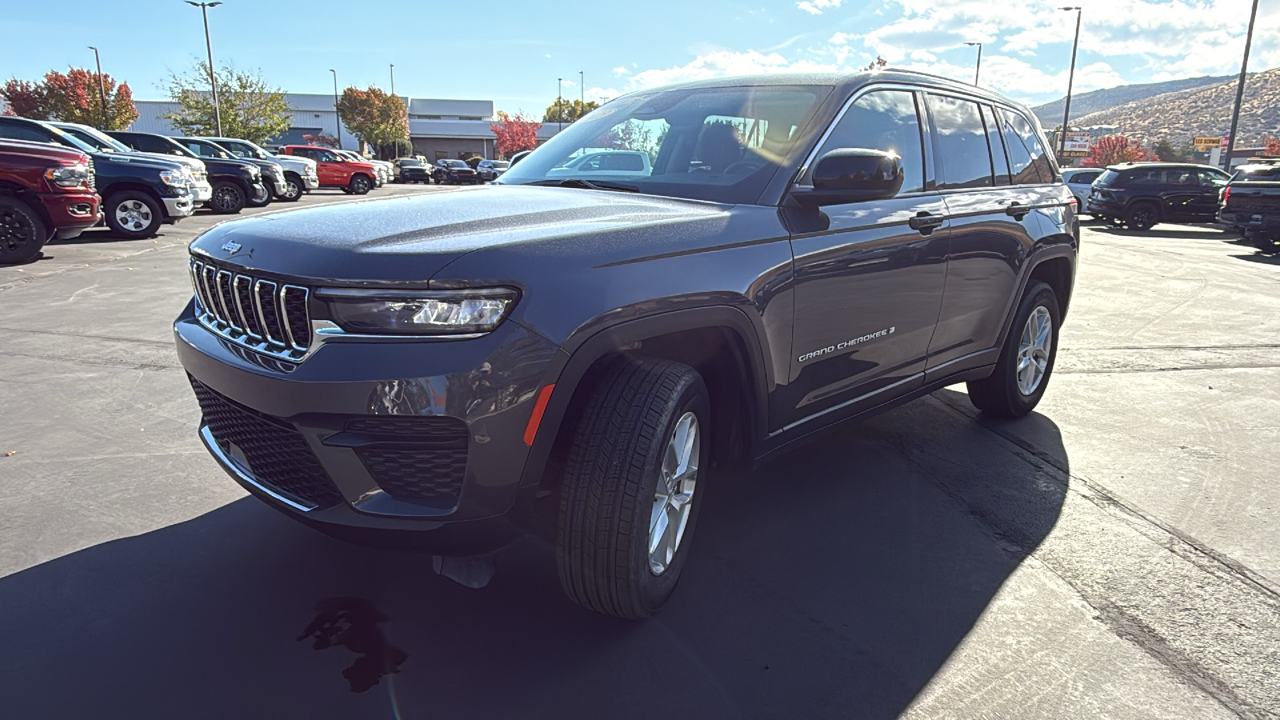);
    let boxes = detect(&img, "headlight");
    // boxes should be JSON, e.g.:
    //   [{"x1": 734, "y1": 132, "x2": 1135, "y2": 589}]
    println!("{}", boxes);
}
[
  {"x1": 44, "y1": 163, "x2": 90, "y2": 188},
  {"x1": 318, "y1": 288, "x2": 518, "y2": 335},
  {"x1": 159, "y1": 168, "x2": 188, "y2": 188}
]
